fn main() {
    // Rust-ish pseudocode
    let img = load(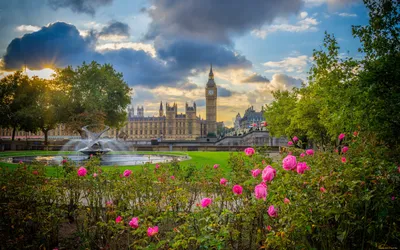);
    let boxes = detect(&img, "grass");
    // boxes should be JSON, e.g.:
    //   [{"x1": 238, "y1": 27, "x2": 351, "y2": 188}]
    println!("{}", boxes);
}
[{"x1": 0, "y1": 150, "x2": 235, "y2": 177}]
